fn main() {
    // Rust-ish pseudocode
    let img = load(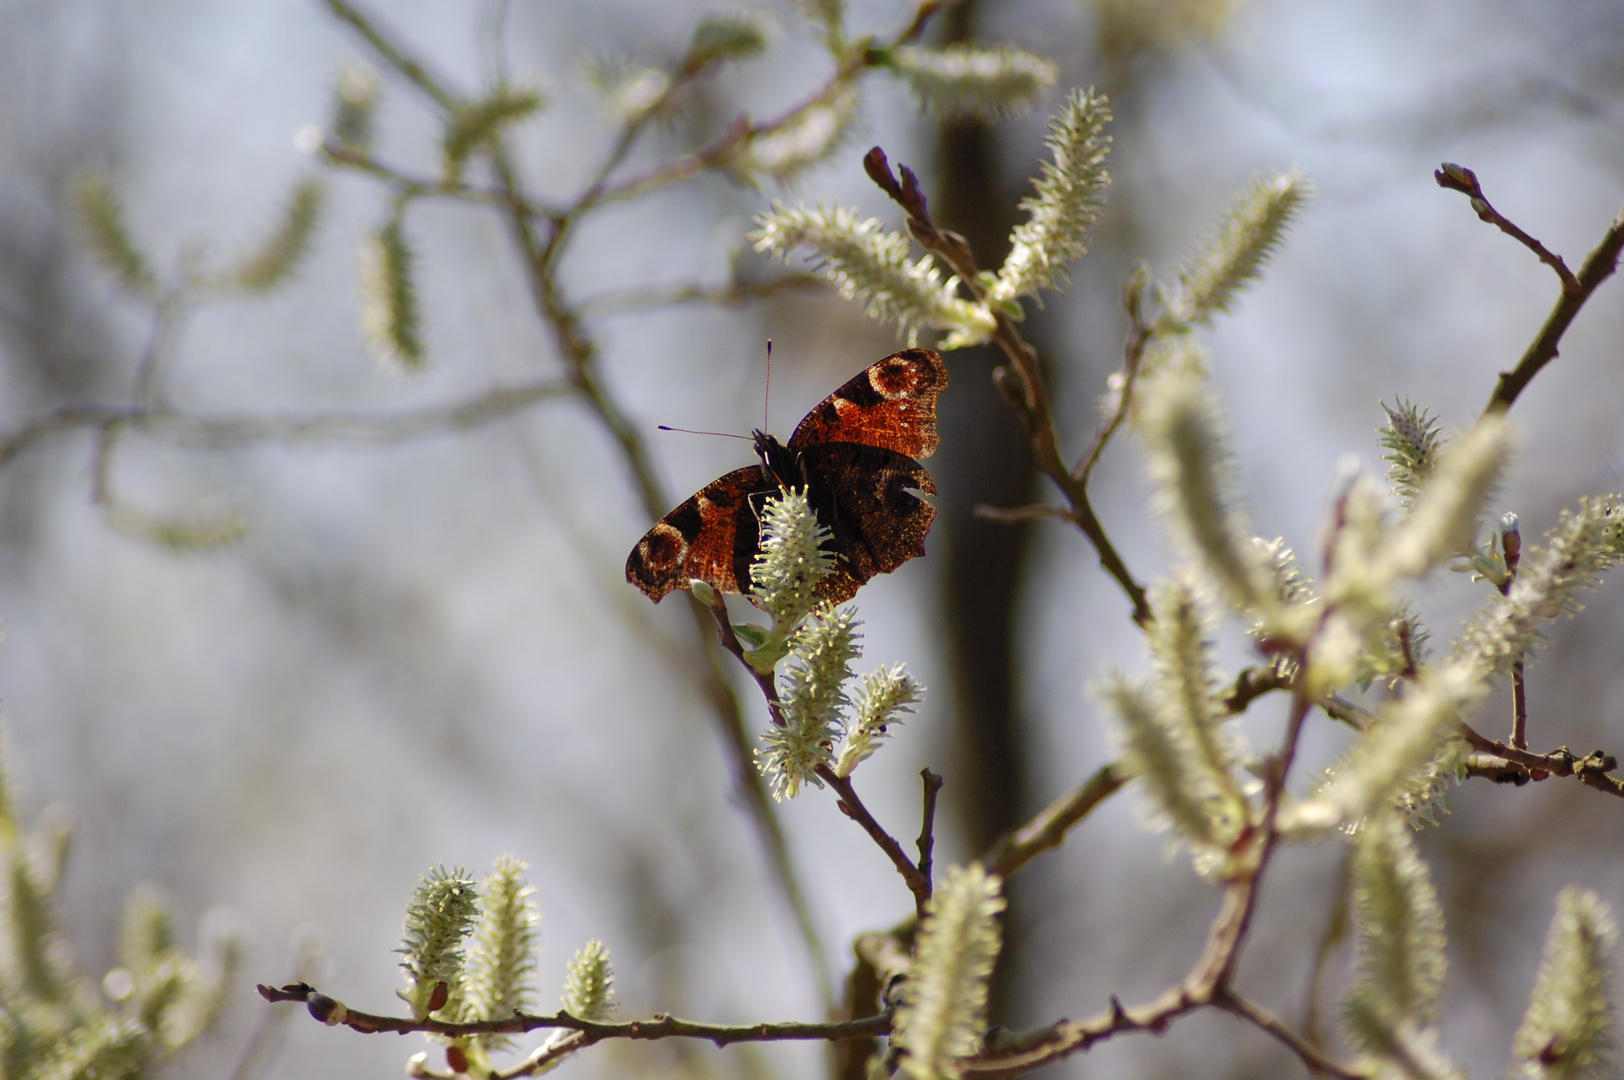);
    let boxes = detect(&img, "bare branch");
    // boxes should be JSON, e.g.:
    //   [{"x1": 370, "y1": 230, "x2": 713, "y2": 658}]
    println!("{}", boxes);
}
[
  {"x1": 255, "y1": 983, "x2": 891, "y2": 1045},
  {"x1": 1435, "y1": 163, "x2": 1578, "y2": 290},
  {"x1": 1434, "y1": 164, "x2": 1624, "y2": 415},
  {"x1": 1454, "y1": 722, "x2": 1624, "y2": 799}
]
